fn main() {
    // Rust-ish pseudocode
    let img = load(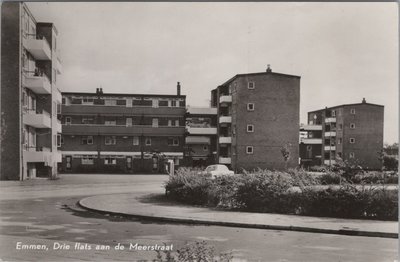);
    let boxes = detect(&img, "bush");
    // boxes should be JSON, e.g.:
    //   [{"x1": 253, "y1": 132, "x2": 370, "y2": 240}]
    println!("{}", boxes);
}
[
  {"x1": 308, "y1": 165, "x2": 326, "y2": 172},
  {"x1": 287, "y1": 168, "x2": 319, "y2": 187},
  {"x1": 318, "y1": 171, "x2": 343, "y2": 185}
]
